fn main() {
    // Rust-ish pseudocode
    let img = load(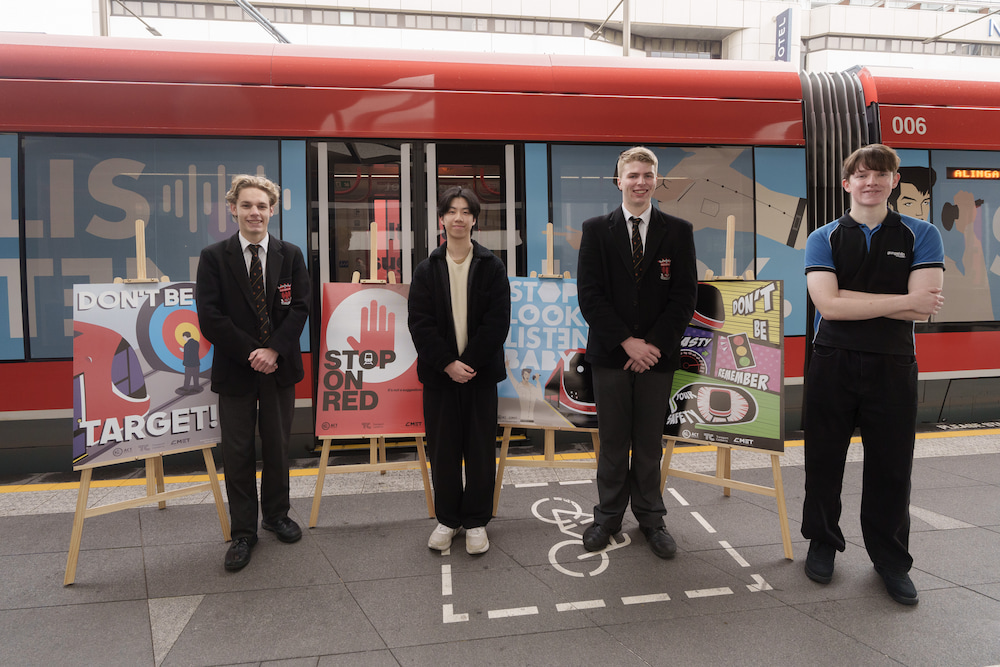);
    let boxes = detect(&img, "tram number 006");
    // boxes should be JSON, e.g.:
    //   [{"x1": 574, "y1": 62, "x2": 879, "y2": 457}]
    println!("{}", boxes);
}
[{"x1": 890, "y1": 116, "x2": 927, "y2": 136}]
